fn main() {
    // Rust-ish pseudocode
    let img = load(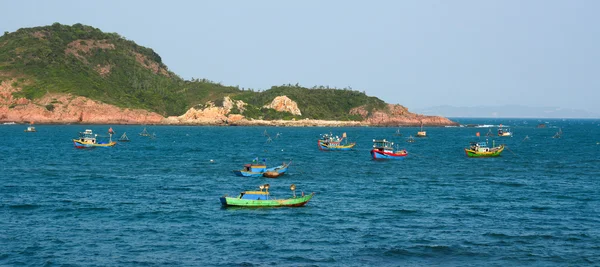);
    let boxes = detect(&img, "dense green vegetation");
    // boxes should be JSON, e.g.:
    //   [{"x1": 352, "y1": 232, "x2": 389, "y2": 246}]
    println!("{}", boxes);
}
[{"x1": 0, "y1": 23, "x2": 390, "y2": 119}]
